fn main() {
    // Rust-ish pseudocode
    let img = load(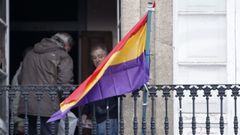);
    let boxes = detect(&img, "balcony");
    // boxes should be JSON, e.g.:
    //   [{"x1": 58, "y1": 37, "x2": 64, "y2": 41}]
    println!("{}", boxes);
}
[{"x1": 0, "y1": 84, "x2": 239, "y2": 135}]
